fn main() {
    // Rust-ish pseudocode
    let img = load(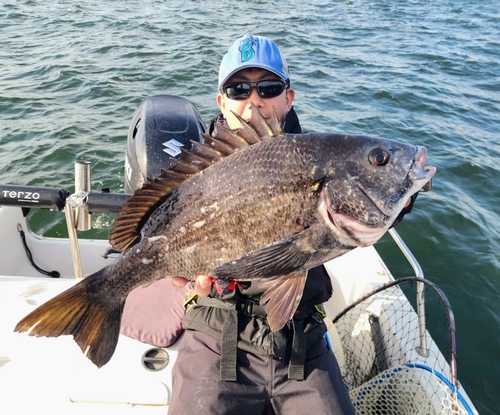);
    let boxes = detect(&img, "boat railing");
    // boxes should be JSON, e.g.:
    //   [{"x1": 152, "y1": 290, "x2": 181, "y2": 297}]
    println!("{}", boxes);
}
[{"x1": 388, "y1": 228, "x2": 428, "y2": 357}]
